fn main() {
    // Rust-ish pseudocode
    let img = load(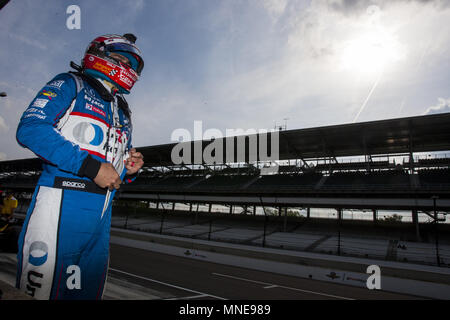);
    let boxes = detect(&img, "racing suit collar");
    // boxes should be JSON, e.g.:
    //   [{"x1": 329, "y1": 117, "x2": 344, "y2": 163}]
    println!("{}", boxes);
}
[
  {"x1": 70, "y1": 71, "x2": 115, "y2": 102},
  {"x1": 95, "y1": 77, "x2": 131, "y2": 118},
  {"x1": 97, "y1": 78, "x2": 119, "y2": 96},
  {"x1": 69, "y1": 71, "x2": 130, "y2": 117}
]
